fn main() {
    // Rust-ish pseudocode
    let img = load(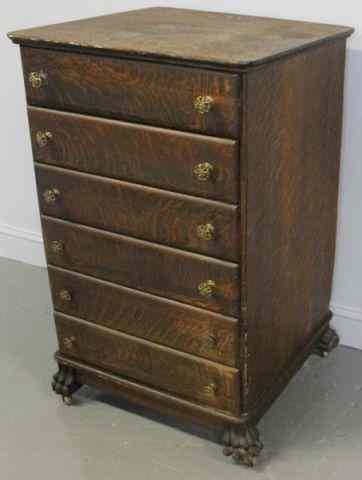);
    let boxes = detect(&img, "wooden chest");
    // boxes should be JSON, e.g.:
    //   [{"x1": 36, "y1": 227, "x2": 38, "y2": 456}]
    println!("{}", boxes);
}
[{"x1": 9, "y1": 8, "x2": 353, "y2": 466}]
